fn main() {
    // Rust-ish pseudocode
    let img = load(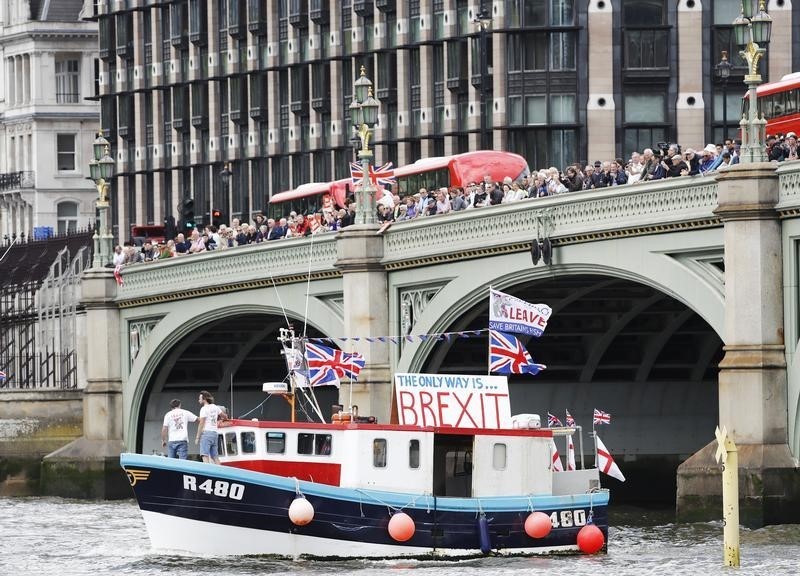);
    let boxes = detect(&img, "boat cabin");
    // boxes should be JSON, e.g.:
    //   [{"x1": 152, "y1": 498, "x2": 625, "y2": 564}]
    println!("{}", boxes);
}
[{"x1": 217, "y1": 419, "x2": 556, "y2": 498}]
